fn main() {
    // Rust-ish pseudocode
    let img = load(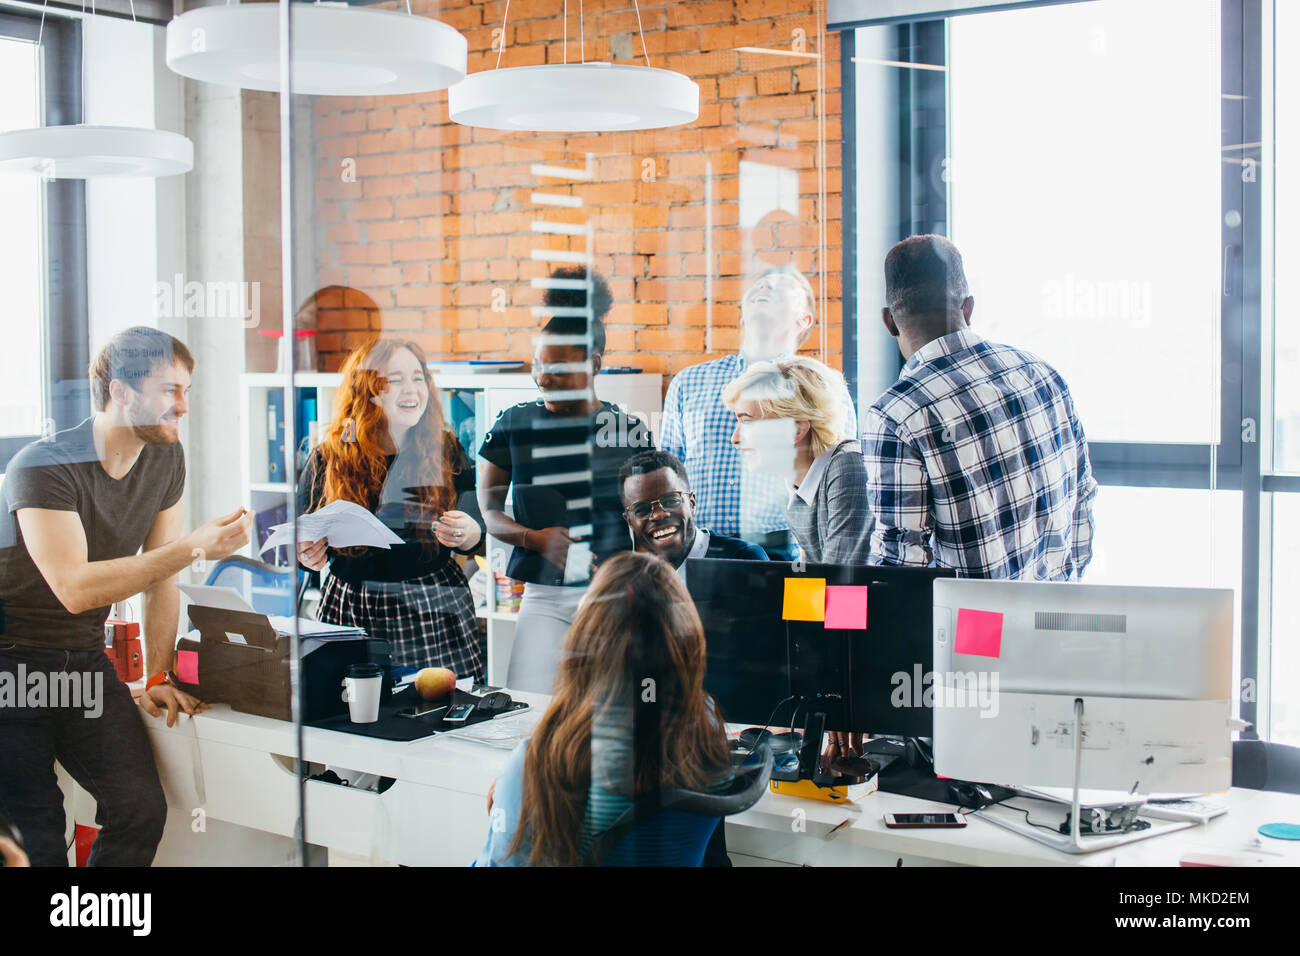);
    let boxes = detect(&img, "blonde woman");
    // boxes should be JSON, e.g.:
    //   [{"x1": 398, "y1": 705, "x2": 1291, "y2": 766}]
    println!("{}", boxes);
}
[{"x1": 723, "y1": 356, "x2": 873, "y2": 566}]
